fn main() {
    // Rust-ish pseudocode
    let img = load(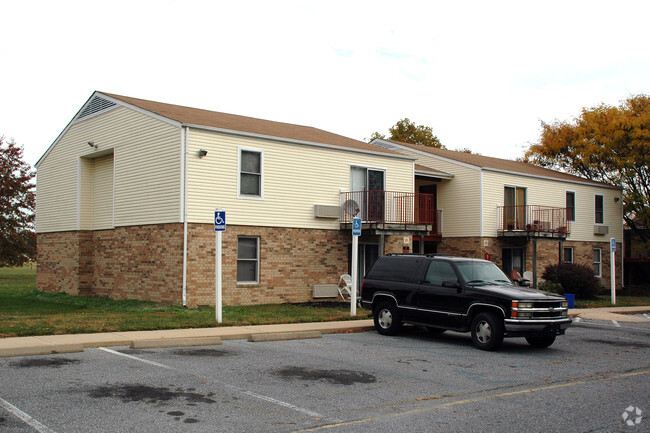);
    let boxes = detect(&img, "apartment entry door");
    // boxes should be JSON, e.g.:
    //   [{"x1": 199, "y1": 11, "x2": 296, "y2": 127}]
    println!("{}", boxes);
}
[
  {"x1": 351, "y1": 167, "x2": 385, "y2": 221},
  {"x1": 348, "y1": 243, "x2": 380, "y2": 288}
]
